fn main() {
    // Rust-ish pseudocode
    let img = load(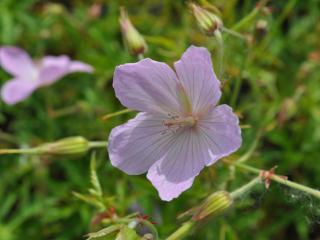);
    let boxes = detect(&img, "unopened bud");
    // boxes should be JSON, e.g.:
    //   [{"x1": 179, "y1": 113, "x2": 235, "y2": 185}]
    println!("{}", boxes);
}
[
  {"x1": 119, "y1": 7, "x2": 147, "y2": 56},
  {"x1": 190, "y1": 3, "x2": 223, "y2": 36},
  {"x1": 39, "y1": 136, "x2": 89, "y2": 157},
  {"x1": 192, "y1": 191, "x2": 233, "y2": 221}
]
